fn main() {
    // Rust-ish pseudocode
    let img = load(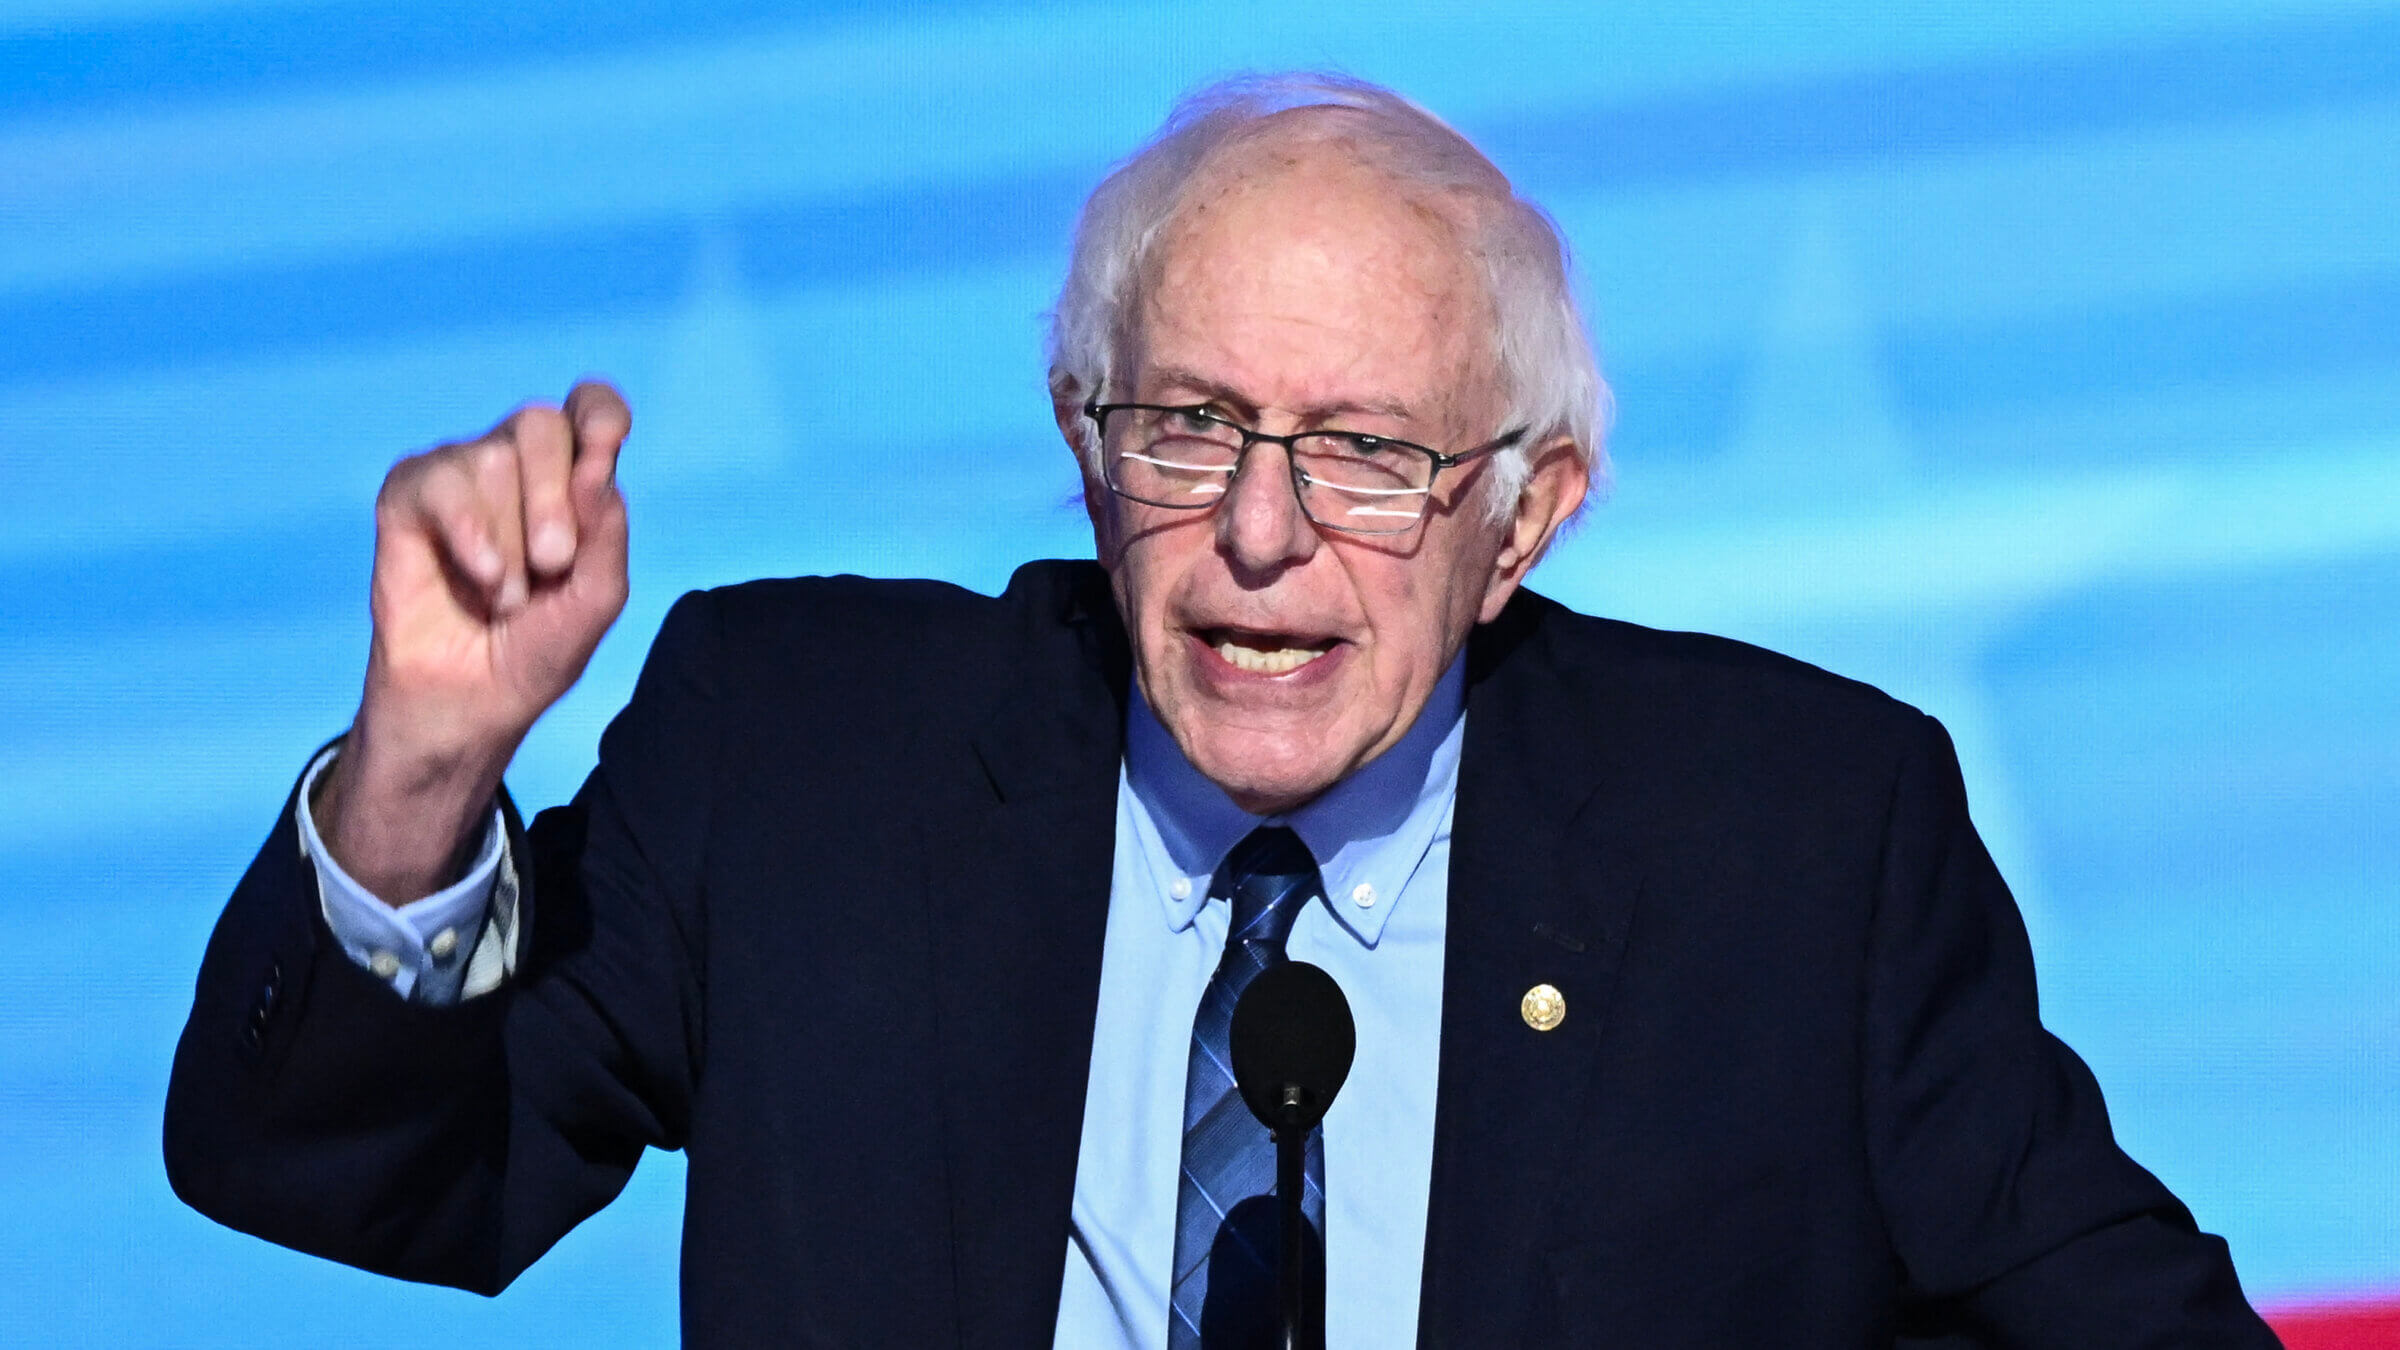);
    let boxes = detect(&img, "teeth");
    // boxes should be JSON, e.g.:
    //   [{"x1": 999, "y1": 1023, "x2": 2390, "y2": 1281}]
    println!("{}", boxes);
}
[{"x1": 1214, "y1": 640, "x2": 1327, "y2": 674}]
